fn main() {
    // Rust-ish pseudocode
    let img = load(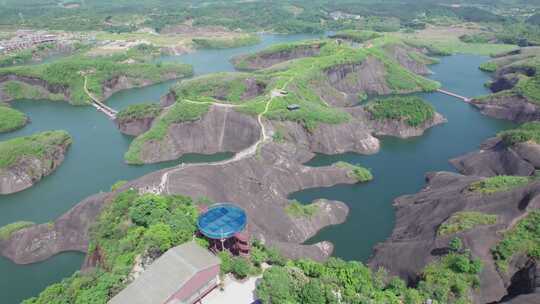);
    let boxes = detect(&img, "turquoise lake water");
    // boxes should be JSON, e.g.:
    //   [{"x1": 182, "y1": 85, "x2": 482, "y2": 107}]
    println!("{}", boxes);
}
[{"x1": 0, "y1": 34, "x2": 515, "y2": 303}]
